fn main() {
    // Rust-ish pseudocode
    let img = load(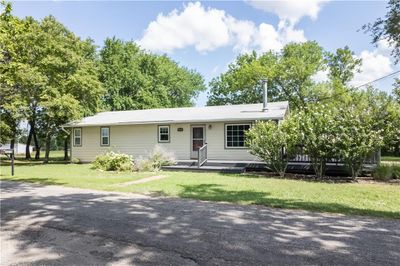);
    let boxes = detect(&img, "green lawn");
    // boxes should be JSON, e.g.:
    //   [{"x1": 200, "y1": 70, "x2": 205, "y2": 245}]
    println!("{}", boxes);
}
[
  {"x1": 382, "y1": 156, "x2": 400, "y2": 162},
  {"x1": 1, "y1": 162, "x2": 399, "y2": 219}
]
